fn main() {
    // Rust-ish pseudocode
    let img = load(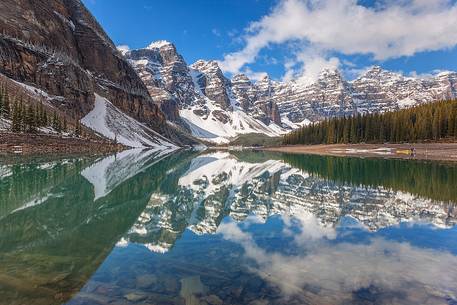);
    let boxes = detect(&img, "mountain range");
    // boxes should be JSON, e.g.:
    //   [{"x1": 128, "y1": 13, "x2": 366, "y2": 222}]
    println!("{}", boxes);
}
[
  {"x1": 124, "y1": 40, "x2": 457, "y2": 144},
  {"x1": 1, "y1": 0, "x2": 457, "y2": 147}
]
